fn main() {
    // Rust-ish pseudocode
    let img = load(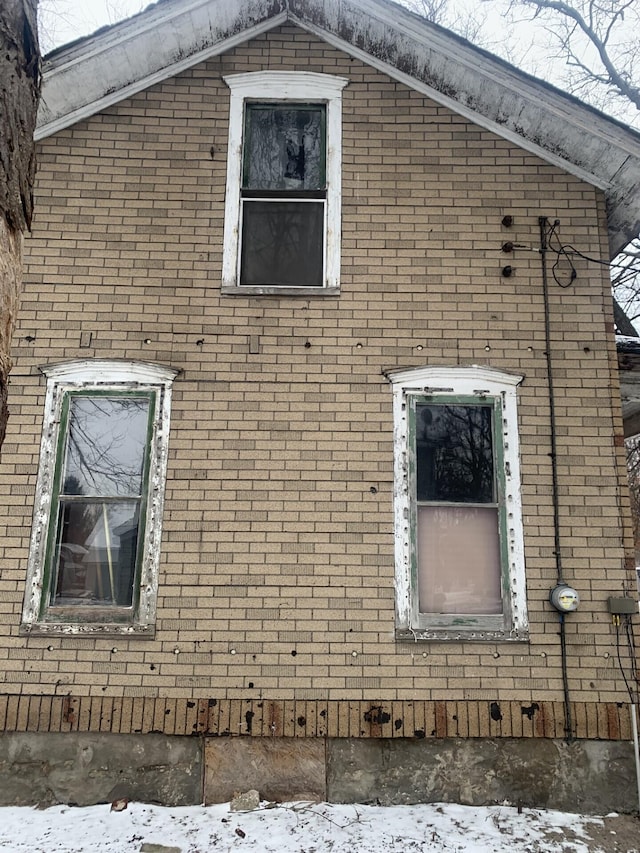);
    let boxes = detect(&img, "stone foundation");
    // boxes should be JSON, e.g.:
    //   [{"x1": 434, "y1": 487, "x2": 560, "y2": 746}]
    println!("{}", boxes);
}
[{"x1": 0, "y1": 732, "x2": 637, "y2": 814}]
